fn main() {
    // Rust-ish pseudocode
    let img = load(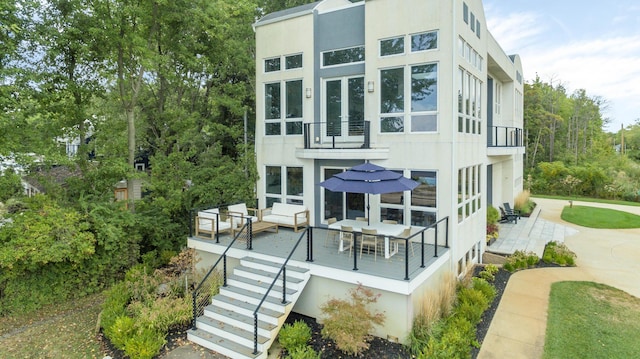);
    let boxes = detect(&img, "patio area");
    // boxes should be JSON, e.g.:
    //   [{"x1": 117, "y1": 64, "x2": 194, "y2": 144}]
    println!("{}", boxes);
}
[{"x1": 487, "y1": 205, "x2": 577, "y2": 256}]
